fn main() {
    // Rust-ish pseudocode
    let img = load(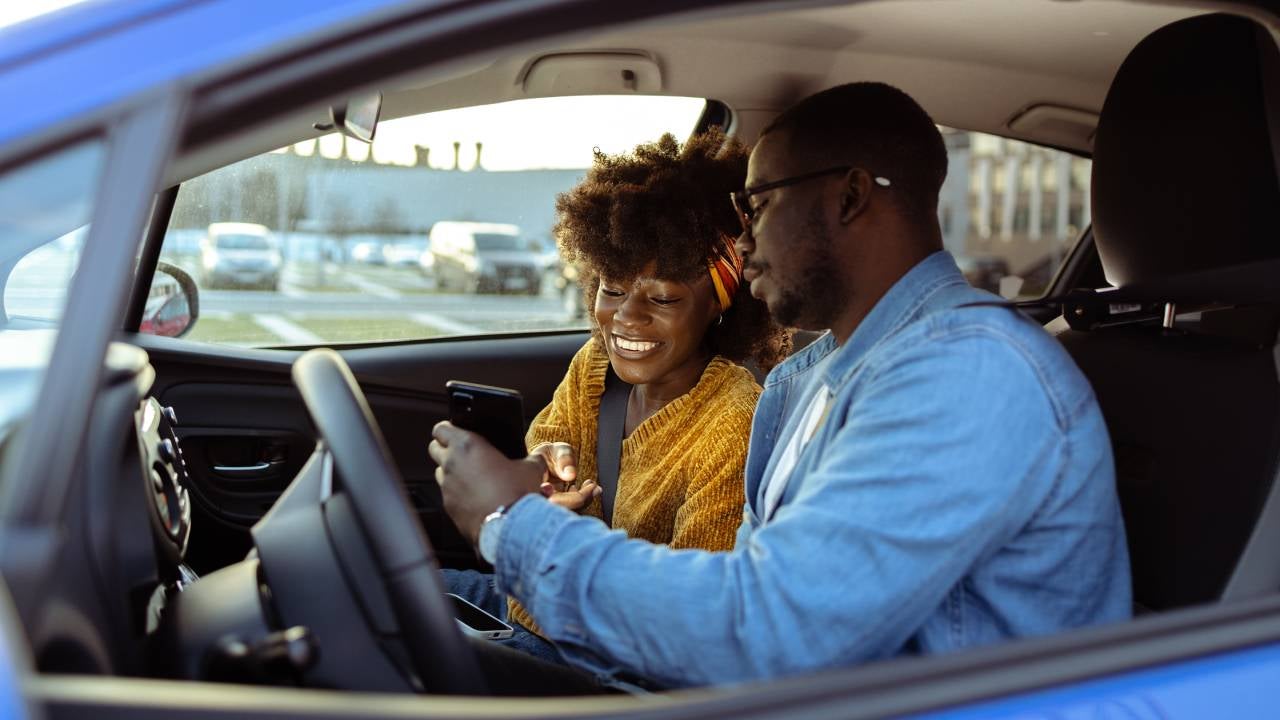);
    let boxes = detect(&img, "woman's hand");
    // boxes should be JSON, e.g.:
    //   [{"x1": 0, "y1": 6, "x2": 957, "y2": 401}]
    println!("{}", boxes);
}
[
  {"x1": 530, "y1": 441, "x2": 578, "y2": 486},
  {"x1": 529, "y1": 442, "x2": 603, "y2": 511},
  {"x1": 543, "y1": 479, "x2": 601, "y2": 511}
]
